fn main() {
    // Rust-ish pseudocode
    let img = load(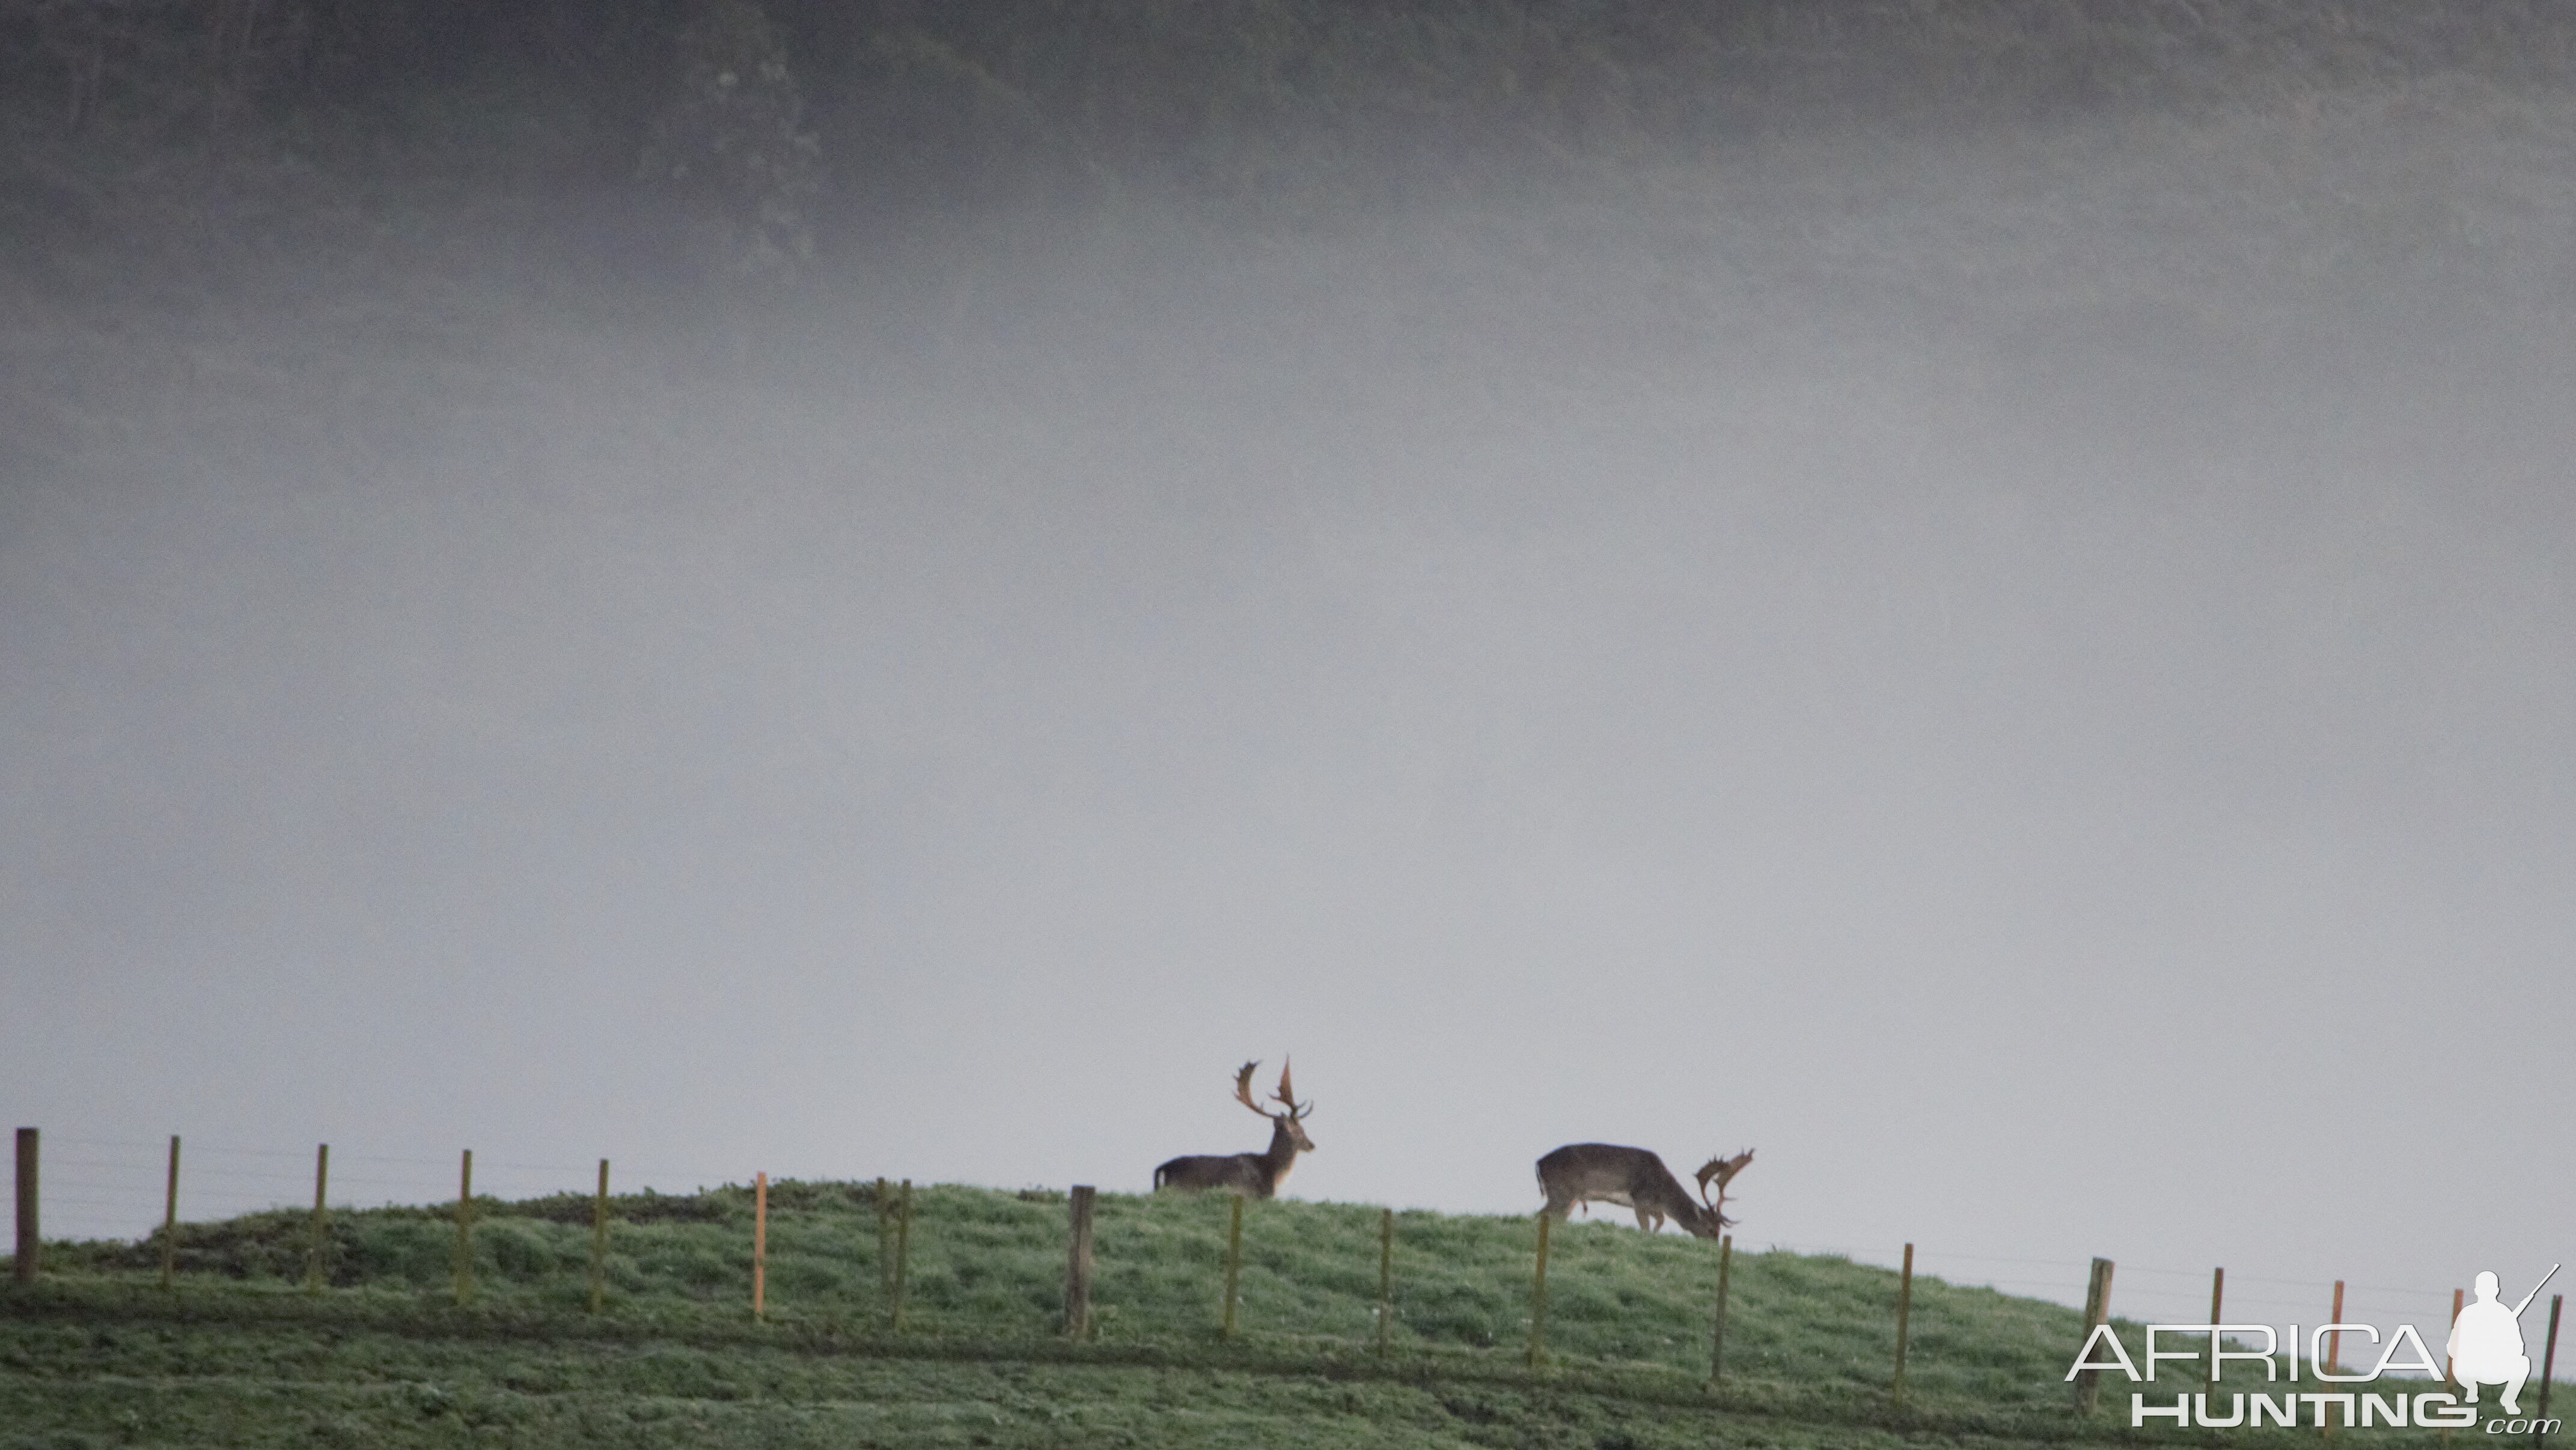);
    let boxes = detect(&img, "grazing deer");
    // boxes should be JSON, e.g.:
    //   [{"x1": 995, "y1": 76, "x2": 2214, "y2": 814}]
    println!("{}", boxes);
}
[
  {"x1": 1152, "y1": 1061, "x2": 1315, "y2": 1198},
  {"x1": 1535, "y1": 1144, "x2": 1753, "y2": 1237}
]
